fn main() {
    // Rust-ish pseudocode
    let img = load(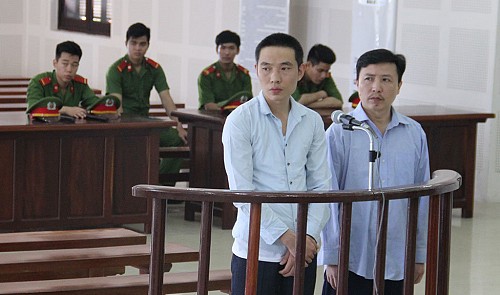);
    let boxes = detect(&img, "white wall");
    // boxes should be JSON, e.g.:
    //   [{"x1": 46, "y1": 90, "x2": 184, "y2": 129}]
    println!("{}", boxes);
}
[{"x1": 1, "y1": 0, "x2": 499, "y2": 202}]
